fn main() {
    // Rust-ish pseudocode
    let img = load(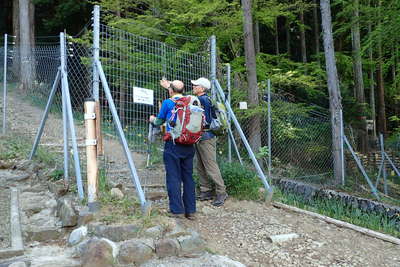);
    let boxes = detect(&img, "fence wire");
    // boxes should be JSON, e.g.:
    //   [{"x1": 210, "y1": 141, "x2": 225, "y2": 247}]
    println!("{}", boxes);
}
[{"x1": 3, "y1": 14, "x2": 399, "y2": 205}]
